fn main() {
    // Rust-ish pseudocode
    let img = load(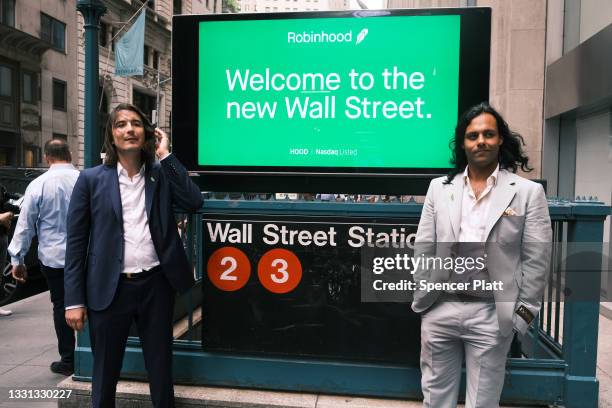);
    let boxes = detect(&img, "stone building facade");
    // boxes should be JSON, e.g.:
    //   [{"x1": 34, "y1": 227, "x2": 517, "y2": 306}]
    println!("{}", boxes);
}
[
  {"x1": 0, "y1": 0, "x2": 78, "y2": 167},
  {"x1": 386, "y1": 0, "x2": 548, "y2": 179},
  {"x1": 76, "y1": 0, "x2": 198, "y2": 167}
]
